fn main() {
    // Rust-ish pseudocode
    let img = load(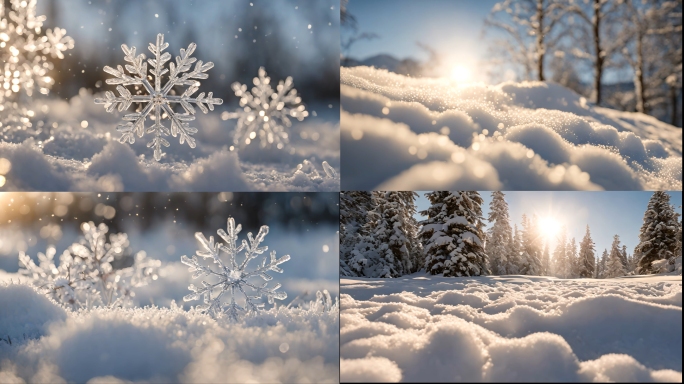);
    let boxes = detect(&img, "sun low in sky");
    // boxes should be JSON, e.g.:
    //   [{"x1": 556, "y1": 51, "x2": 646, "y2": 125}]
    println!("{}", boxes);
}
[
  {"x1": 450, "y1": 65, "x2": 472, "y2": 82},
  {"x1": 538, "y1": 216, "x2": 562, "y2": 243}
]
